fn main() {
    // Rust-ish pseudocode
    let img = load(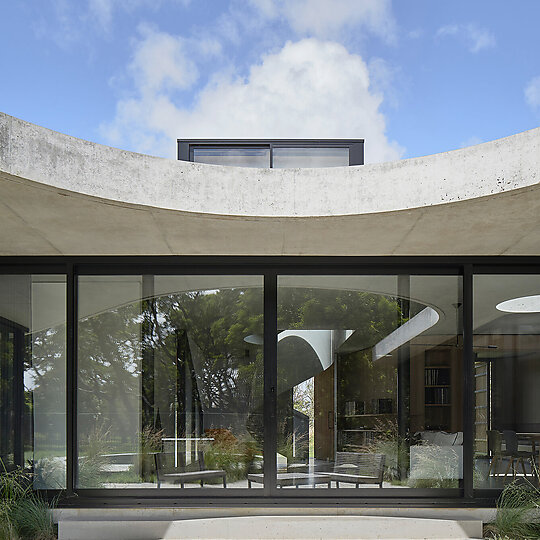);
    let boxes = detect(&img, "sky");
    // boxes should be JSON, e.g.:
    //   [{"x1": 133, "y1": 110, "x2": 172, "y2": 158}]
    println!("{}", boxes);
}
[{"x1": 1, "y1": 0, "x2": 540, "y2": 163}]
